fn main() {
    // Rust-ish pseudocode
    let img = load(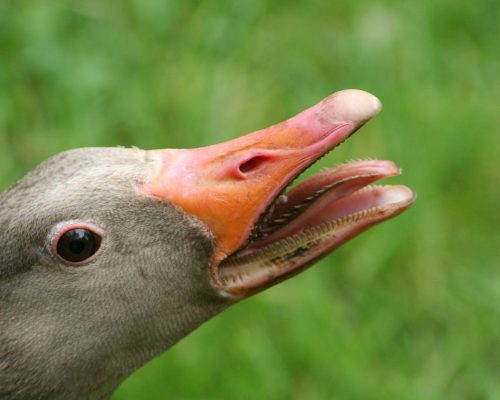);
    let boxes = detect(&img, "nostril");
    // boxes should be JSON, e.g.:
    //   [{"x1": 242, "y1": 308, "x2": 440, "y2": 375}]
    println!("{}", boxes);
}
[{"x1": 239, "y1": 155, "x2": 269, "y2": 174}]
